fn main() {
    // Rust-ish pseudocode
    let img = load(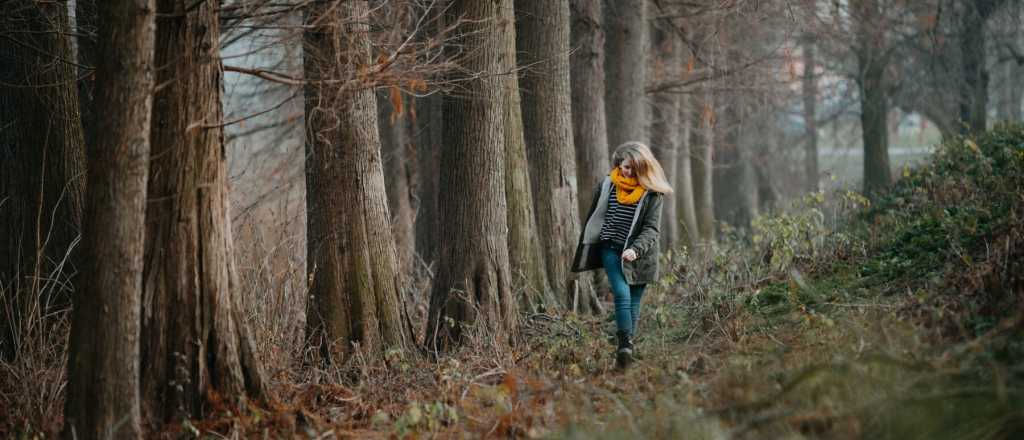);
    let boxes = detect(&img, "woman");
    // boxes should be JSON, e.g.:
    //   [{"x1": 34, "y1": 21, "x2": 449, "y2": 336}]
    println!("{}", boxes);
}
[{"x1": 572, "y1": 142, "x2": 673, "y2": 369}]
